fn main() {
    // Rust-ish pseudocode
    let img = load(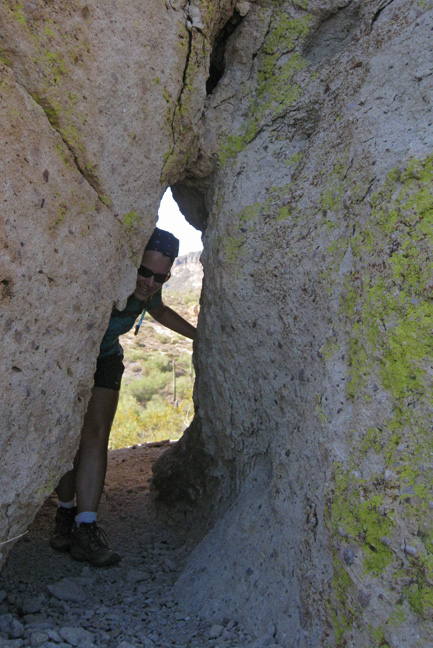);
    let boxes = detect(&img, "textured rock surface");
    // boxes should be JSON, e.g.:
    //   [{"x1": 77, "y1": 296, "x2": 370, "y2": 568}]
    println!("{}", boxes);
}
[
  {"x1": 0, "y1": 0, "x2": 235, "y2": 562},
  {"x1": 154, "y1": 1, "x2": 433, "y2": 646},
  {"x1": 2, "y1": 0, "x2": 433, "y2": 646}
]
